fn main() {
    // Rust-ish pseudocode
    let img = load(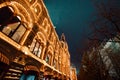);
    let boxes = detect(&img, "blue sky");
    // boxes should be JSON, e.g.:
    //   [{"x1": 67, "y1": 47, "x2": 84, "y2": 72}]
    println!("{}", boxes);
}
[{"x1": 44, "y1": 0, "x2": 96, "y2": 73}]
